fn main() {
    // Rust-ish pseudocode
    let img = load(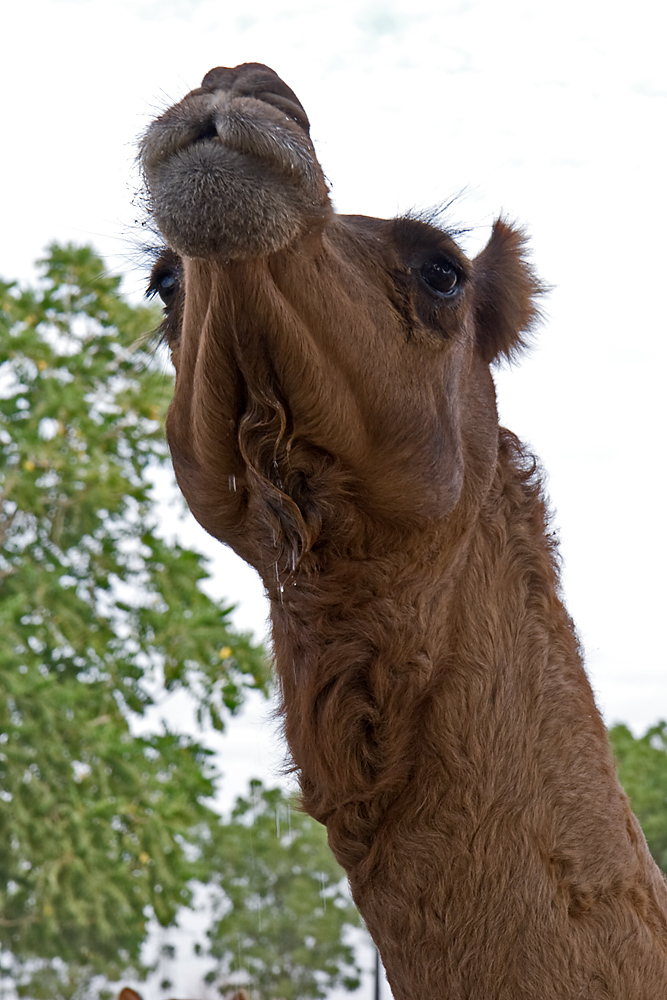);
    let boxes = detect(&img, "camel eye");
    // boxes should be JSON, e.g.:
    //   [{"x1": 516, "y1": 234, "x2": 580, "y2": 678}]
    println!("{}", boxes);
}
[
  {"x1": 419, "y1": 257, "x2": 459, "y2": 298},
  {"x1": 156, "y1": 271, "x2": 177, "y2": 305},
  {"x1": 147, "y1": 267, "x2": 179, "y2": 308}
]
